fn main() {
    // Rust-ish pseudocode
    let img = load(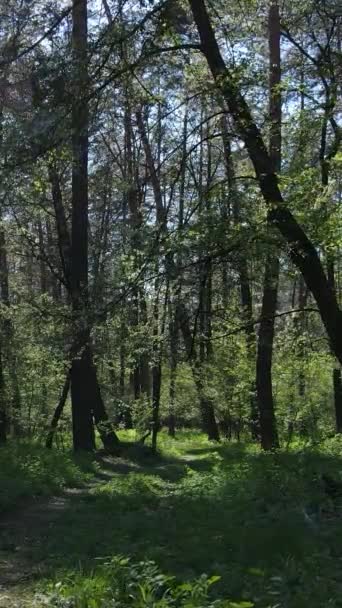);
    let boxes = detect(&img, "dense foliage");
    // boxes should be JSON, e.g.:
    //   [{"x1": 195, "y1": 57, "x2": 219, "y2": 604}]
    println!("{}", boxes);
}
[
  {"x1": 0, "y1": 0, "x2": 341, "y2": 605},
  {"x1": 0, "y1": 0, "x2": 340, "y2": 450}
]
